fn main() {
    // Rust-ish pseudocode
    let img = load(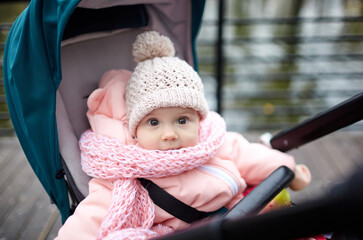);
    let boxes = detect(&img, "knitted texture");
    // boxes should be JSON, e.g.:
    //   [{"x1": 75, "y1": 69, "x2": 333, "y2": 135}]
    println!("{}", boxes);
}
[
  {"x1": 132, "y1": 31, "x2": 175, "y2": 62},
  {"x1": 126, "y1": 31, "x2": 209, "y2": 135},
  {"x1": 80, "y1": 112, "x2": 226, "y2": 239}
]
